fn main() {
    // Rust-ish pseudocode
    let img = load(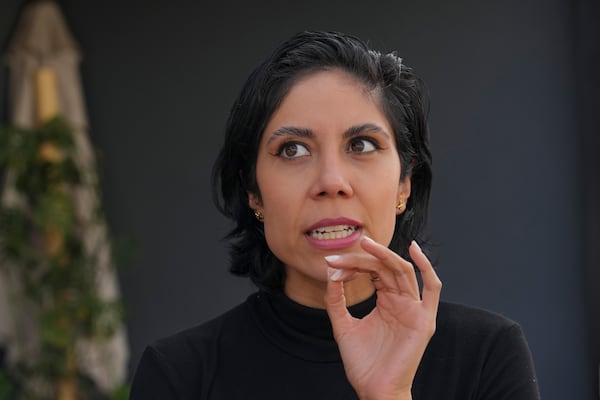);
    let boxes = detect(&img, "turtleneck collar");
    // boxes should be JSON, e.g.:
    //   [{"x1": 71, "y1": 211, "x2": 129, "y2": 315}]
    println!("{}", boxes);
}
[{"x1": 249, "y1": 290, "x2": 376, "y2": 363}]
